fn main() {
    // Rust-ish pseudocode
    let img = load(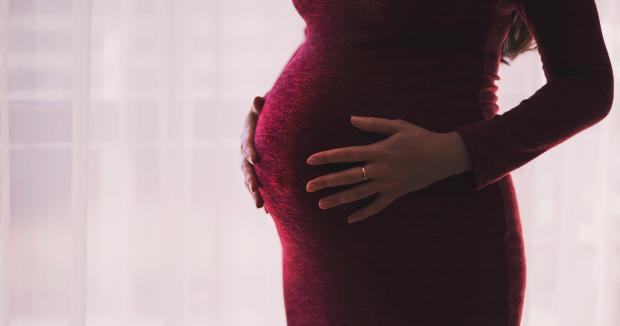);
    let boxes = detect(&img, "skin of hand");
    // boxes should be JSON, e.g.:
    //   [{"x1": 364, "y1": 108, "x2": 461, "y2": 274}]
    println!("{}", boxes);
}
[
  {"x1": 306, "y1": 116, "x2": 472, "y2": 224},
  {"x1": 240, "y1": 95, "x2": 269, "y2": 214}
]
